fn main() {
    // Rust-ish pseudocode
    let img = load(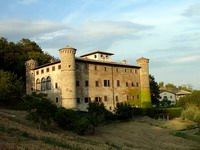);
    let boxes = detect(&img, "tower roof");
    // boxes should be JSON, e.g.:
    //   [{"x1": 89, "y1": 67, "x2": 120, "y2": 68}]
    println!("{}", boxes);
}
[
  {"x1": 59, "y1": 45, "x2": 76, "y2": 51},
  {"x1": 136, "y1": 57, "x2": 149, "y2": 61}
]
